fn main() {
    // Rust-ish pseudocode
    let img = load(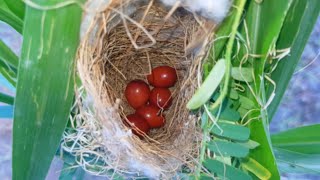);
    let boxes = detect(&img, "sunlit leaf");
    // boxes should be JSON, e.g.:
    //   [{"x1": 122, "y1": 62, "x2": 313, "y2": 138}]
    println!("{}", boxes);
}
[
  {"x1": 187, "y1": 59, "x2": 226, "y2": 109},
  {"x1": 231, "y1": 67, "x2": 253, "y2": 82},
  {"x1": 242, "y1": 157, "x2": 271, "y2": 180}
]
